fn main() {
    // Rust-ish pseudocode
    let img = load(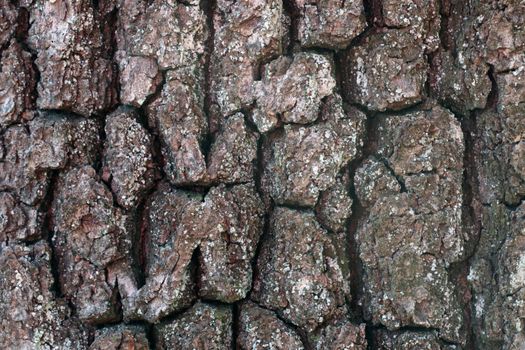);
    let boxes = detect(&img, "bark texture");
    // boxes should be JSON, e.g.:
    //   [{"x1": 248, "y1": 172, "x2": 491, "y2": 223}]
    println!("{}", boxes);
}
[{"x1": 0, "y1": 0, "x2": 524, "y2": 349}]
